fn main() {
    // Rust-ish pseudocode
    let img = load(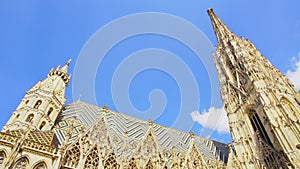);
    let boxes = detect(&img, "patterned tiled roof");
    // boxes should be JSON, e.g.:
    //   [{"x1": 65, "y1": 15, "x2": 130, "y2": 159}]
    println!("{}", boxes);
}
[
  {"x1": 6, "y1": 129, "x2": 54, "y2": 146},
  {"x1": 54, "y1": 101, "x2": 229, "y2": 162}
]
